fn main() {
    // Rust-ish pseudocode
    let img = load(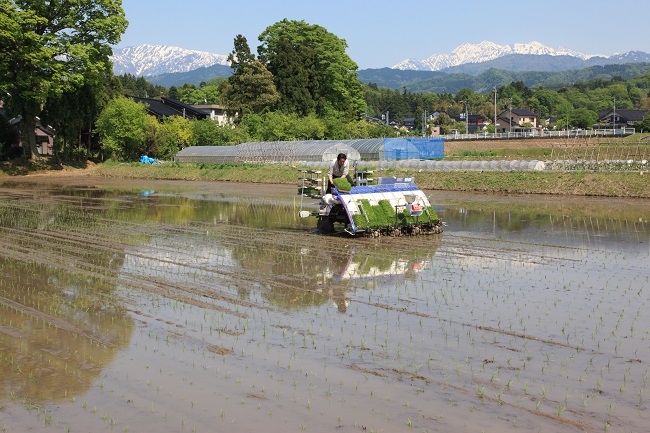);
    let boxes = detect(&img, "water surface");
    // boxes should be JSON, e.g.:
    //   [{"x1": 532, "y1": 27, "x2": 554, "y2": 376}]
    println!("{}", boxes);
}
[{"x1": 0, "y1": 177, "x2": 648, "y2": 432}]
